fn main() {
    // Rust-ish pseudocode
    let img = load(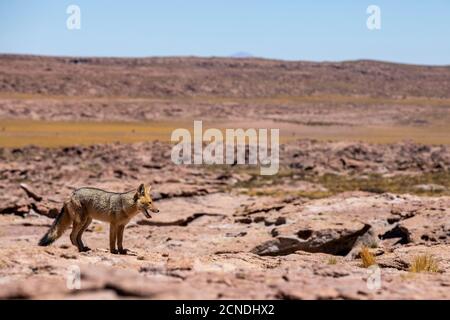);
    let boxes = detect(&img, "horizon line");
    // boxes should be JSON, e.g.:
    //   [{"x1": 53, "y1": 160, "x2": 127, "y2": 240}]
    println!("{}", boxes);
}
[{"x1": 1, "y1": 52, "x2": 449, "y2": 68}]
